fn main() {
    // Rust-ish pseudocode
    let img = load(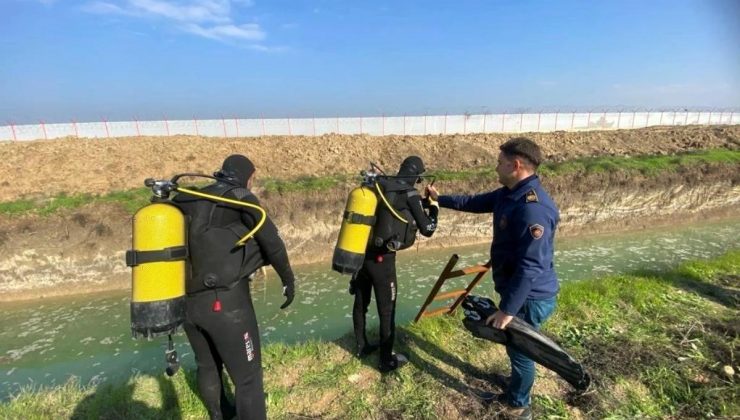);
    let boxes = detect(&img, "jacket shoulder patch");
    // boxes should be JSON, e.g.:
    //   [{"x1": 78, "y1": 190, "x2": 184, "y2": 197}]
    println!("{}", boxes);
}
[
  {"x1": 529, "y1": 224, "x2": 544, "y2": 239},
  {"x1": 525, "y1": 190, "x2": 539, "y2": 203}
]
